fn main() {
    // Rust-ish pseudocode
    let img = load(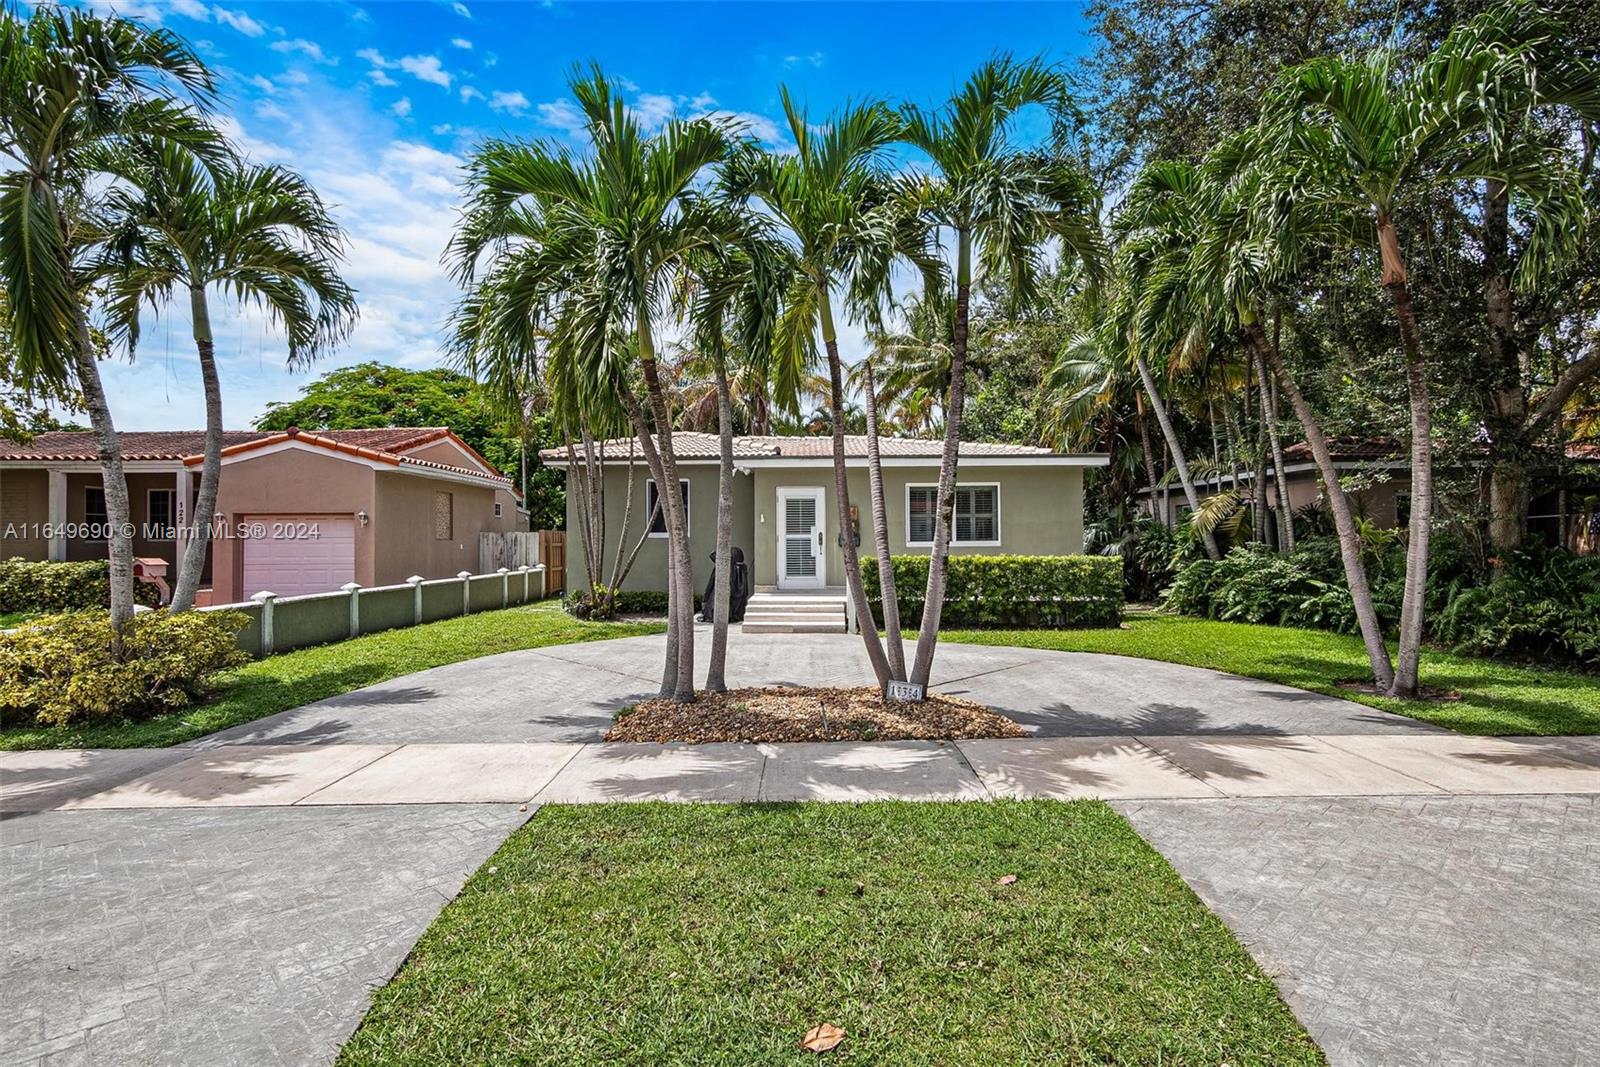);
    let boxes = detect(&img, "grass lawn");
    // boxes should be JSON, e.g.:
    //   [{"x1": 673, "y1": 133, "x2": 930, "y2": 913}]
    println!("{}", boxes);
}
[
  {"x1": 0, "y1": 610, "x2": 36, "y2": 627},
  {"x1": 948, "y1": 613, "x2": 1600, "y2": 736},
  {"x1": 339, "y1": 801, "x2": 1322, "y2": 1066},
  {"x1": 0, "y1": 600, "x2": 662, "y2": 751}
]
